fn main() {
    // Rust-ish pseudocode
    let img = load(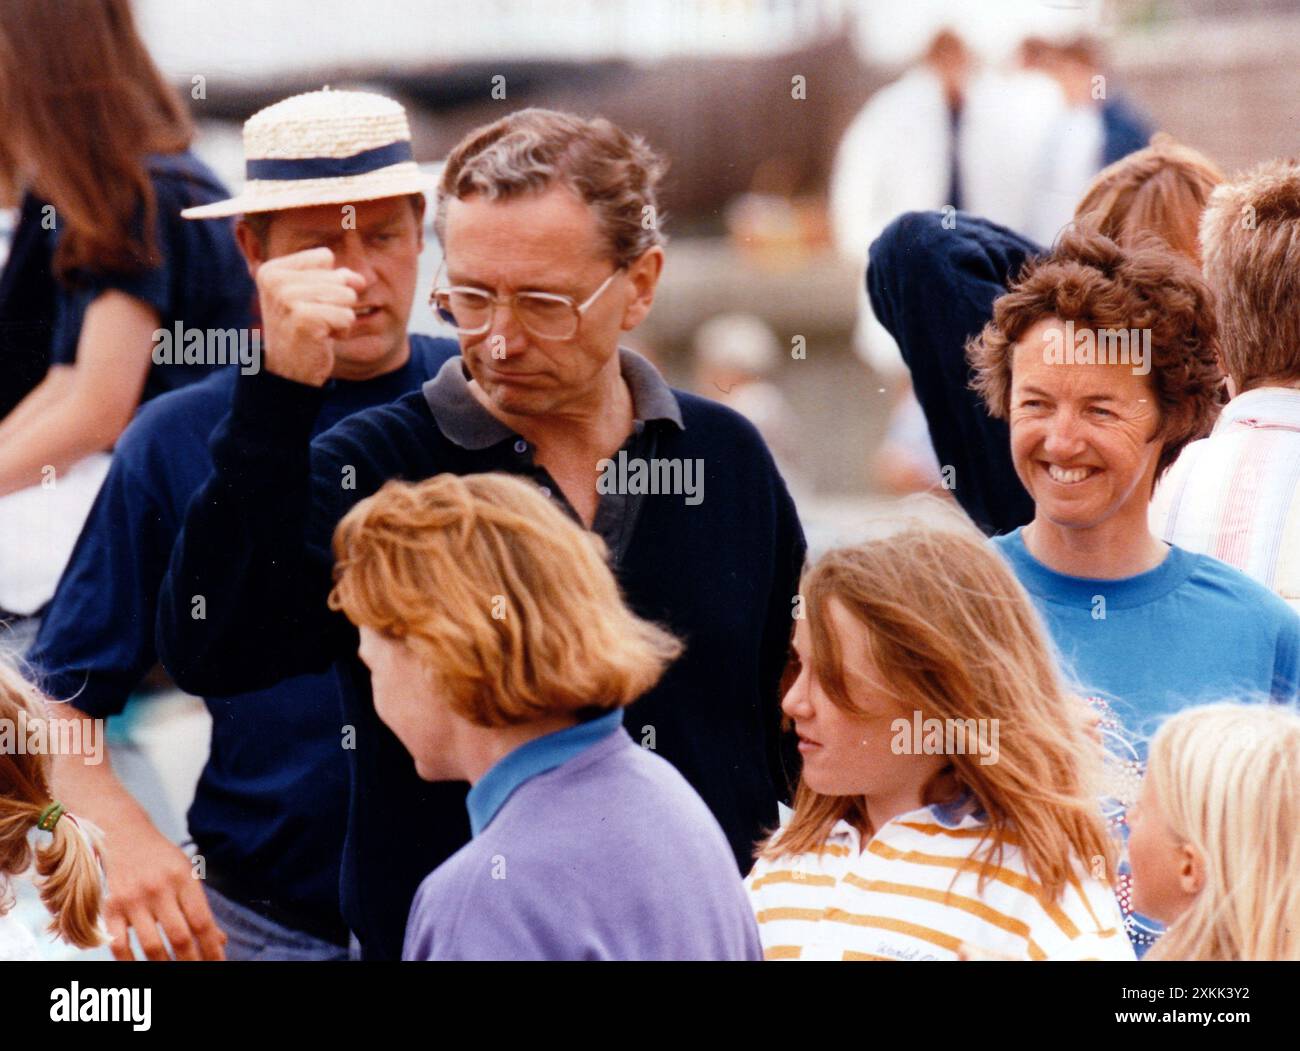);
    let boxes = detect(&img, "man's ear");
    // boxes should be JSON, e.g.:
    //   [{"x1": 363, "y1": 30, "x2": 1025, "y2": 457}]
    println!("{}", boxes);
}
[
  {"x1": 235, "y1": 218, "x2": 267, "y2": 278},
  {"x1": 620, "y1": 245, "x2": 664, "y2": 332}
]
